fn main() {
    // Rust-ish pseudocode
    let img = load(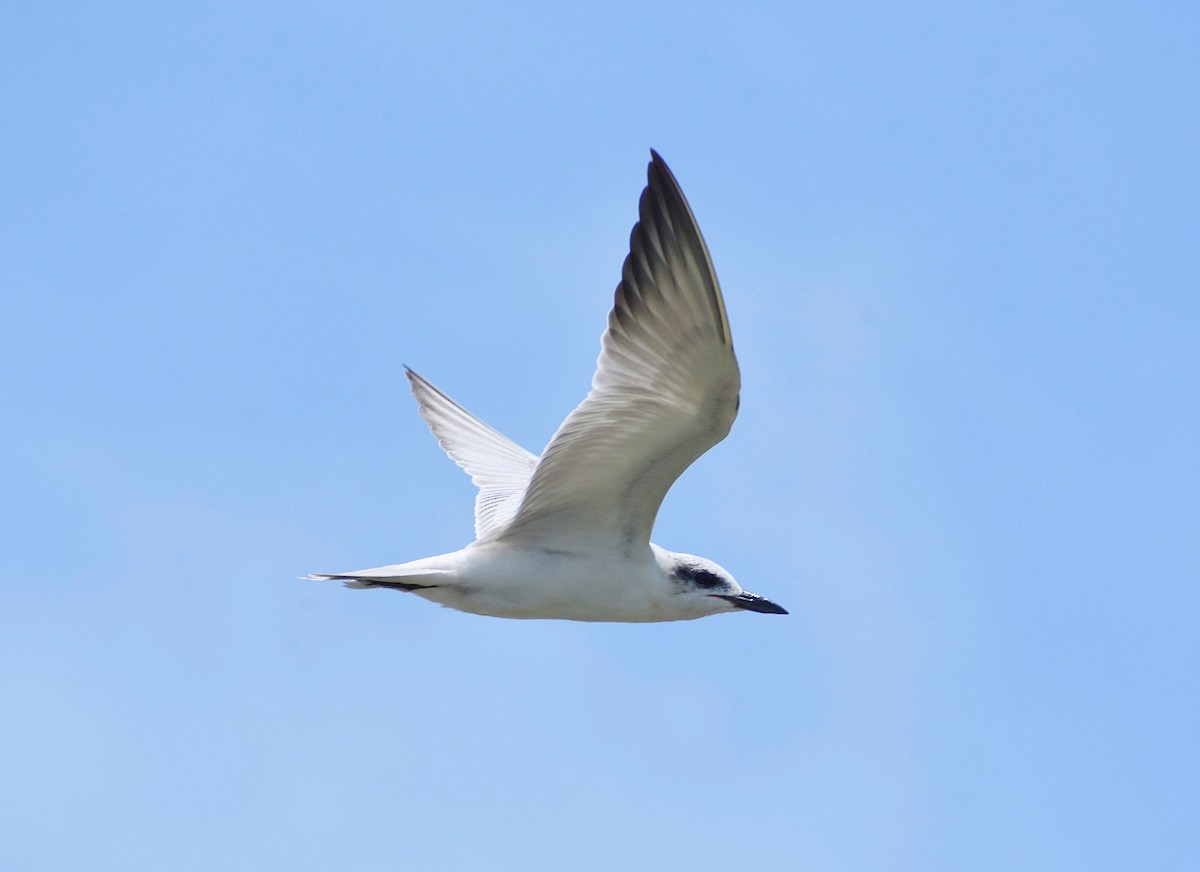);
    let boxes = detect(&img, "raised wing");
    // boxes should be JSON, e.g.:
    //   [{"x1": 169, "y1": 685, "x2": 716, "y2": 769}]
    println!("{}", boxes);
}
[
  {"x1": 499, "y1": 151, "x2": 740, "y2": 551},
  {"x1": 405, "y1": 367, "x2": 538, "y2": 539}
]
